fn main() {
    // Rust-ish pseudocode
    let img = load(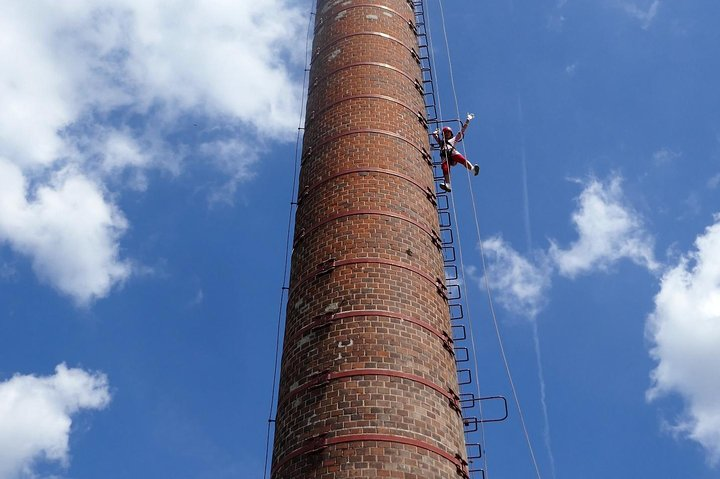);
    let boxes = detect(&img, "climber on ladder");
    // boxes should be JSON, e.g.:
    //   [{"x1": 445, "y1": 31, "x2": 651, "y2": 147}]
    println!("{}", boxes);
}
[{"x1": 433, "y1": 113, "x2": 479, "y2": 192}]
